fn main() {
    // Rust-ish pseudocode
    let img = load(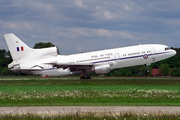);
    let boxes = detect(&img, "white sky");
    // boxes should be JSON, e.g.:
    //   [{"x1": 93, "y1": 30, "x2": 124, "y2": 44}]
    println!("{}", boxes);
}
[{"x1": 0, "y1": 0, "x2": 180, "y2": 54}]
